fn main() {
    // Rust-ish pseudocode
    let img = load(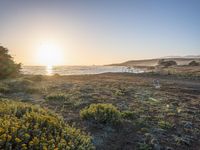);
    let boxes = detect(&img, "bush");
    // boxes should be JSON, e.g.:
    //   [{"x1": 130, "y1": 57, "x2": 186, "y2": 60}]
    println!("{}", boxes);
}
[
  {"x1": 158, "y1": 59, "x2": 177, "y2": 67},
  {"x1": 25, "y1": 75, "x2": 44, "y2": 82},
  {"x1": 0, "y1": 46, "x2": 21, "y2": 79},
  {"x1": 188, "y1": 61, "x2": 199, "y2": 66},
  {"x1": 80, "y1": 103, "x2": 121, "y2": 124},
  {"x1": 0, "y1": 83, "x2": 10, "y2": 94},
  {"x1": 6, "y1": 78, "x2": 34, "y2": 87},
  {"x1": 0, "y1": 99, "x2": 94, "y2": 150},
  {"x1": 45, "y1": 93, "x2": 68, "y2": 102},
  {"x1": 3, "y1": 78, "x2": 39, "y2": 93},
  {"x1": 158, "y1": 120, "x2": 173, "y2": 129},
  {"x1": 121, "y1": 110, "x2": 137, "y2": 120}
]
